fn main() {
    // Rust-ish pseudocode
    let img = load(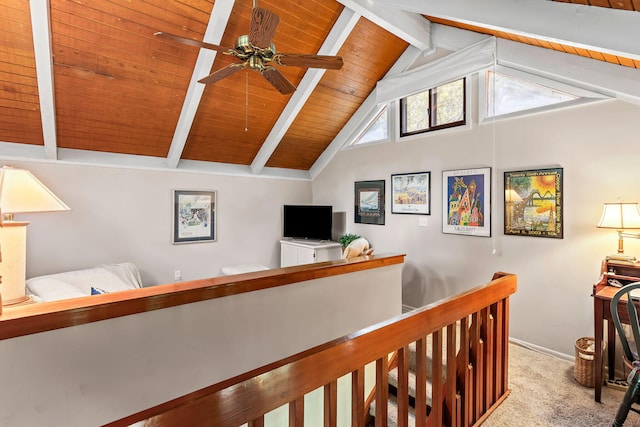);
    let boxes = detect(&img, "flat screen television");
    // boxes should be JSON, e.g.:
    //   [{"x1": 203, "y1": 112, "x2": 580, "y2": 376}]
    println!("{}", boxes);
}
[{"x1": 283, "y1": 205, "x2": 333, "y2": 241}]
